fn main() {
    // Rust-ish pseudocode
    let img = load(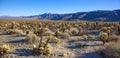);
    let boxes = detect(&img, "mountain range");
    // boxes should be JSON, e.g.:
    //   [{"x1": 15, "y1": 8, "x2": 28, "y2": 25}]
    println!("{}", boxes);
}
[{"x1": 0, "y1": 9, "x2": 120, "y2": 21}]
